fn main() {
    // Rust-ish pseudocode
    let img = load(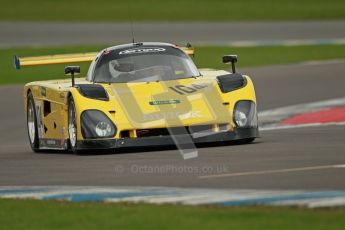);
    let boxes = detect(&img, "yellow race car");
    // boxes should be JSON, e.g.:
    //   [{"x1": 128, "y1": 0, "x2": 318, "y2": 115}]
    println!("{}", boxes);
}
[{"x1": 15, "y1": 42, "x2": 258, "y2": 153}]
